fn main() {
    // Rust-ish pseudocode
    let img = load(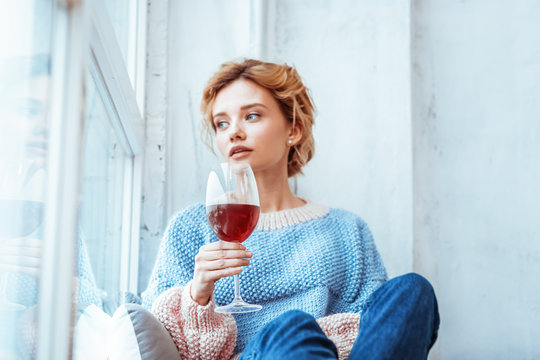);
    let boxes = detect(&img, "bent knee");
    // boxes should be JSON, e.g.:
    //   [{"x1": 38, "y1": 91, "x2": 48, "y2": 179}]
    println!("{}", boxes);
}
[
  {"x1": 274, "y1": 310, "x2": 317, "y2": 328},
  {"x1": 278, "y1": 309, "x2": 314, "y2": 321},
  {"x1": 394, "y1": 272, "x2": 435, "y2": 298}
]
